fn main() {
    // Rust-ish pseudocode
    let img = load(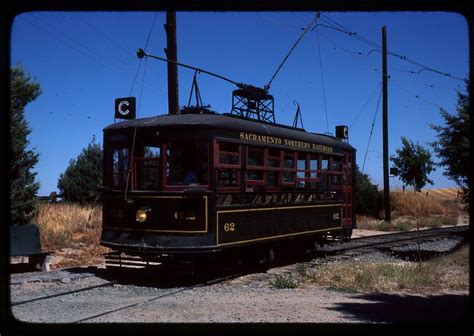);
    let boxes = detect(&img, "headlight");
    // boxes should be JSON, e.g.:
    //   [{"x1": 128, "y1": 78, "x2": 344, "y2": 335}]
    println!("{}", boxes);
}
[{"x1": 136, "y1": 208, "x2": 148, "y2": 222}]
